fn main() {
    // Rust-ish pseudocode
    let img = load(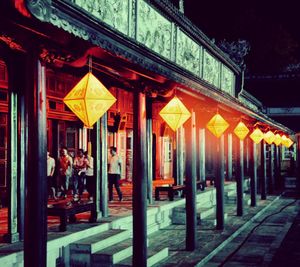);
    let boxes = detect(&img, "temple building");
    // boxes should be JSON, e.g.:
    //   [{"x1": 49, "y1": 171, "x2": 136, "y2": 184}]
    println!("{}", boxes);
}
[{"x1": 0, "y1": 1, "x2": 297, "y2": 266}]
